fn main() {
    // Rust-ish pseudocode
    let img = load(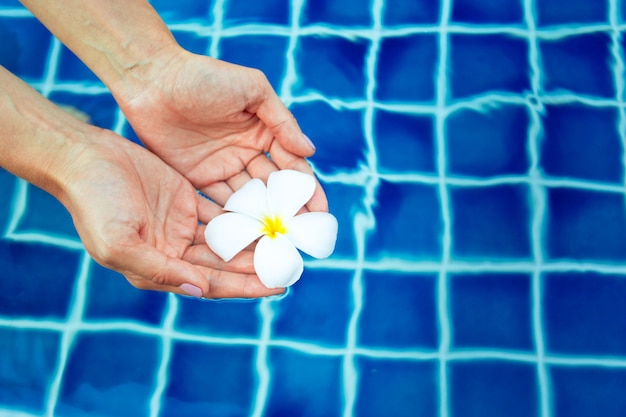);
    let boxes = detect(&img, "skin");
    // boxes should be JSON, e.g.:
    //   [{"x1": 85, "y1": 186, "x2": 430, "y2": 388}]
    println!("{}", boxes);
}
[
  {"x1": 18, "y1": 0, "x2": 328, "y2": 211},
  {"x1": 2, "y1": 0, "x2": 330, "y2": 297},
  {"x1": 0, "y1": 66, "x2": 282, "y2": 298}
]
